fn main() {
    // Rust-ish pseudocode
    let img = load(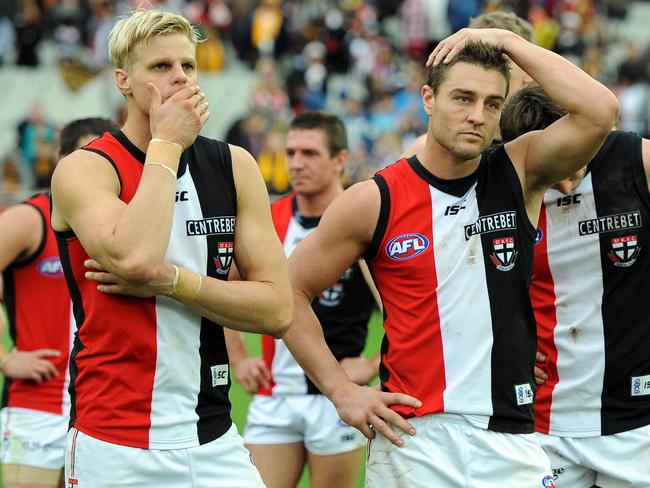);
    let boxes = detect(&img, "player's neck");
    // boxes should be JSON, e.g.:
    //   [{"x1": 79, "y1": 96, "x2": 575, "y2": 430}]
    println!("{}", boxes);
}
[
  {"x1": 418, "y1": 134, "x2": 482, "y2": 181},
  {"x1": 295, "y1": 184, "x2": 343, "y2": 218},
  {"x1": 121, "y1": 111, "x2": 153, "y2": 153}
]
